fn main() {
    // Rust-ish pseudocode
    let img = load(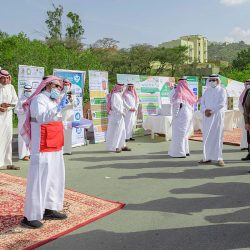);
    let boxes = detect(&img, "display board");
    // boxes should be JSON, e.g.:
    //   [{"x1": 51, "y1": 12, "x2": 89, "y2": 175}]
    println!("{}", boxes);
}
[
  {"x1": 89, "y1": 70, "x2": 109, "y2": 143},
  {"x1": 53, "y1": 69, "x2": 86, "y2": 147},
  {"x1": 18, "y1": 65, "x2": 44, "y2": 97}
]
